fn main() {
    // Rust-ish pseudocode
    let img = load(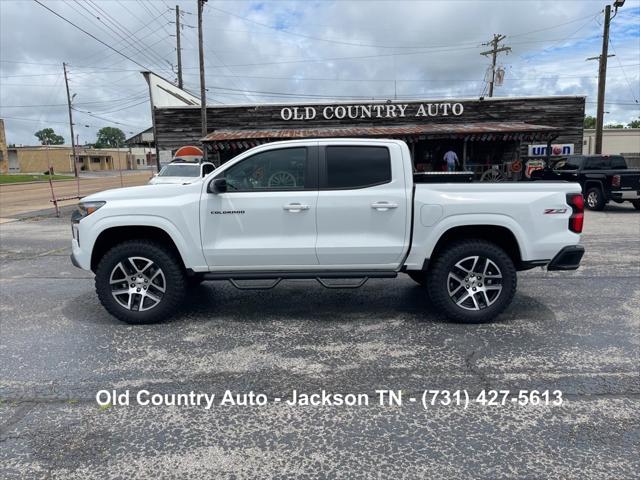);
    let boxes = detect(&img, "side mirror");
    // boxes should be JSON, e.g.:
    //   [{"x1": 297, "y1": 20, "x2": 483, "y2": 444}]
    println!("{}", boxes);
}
[{"x1": 208, "y1": 177, "x2": 227, "y2": 194}]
